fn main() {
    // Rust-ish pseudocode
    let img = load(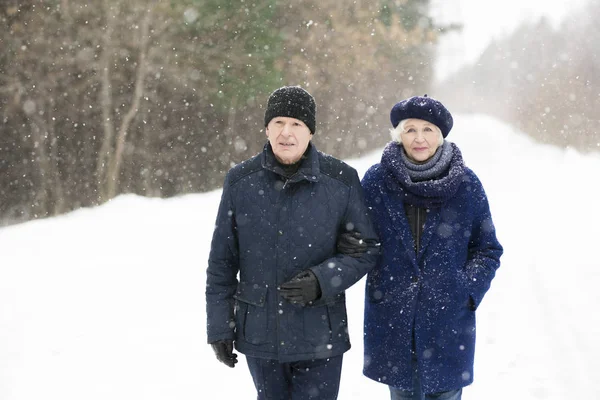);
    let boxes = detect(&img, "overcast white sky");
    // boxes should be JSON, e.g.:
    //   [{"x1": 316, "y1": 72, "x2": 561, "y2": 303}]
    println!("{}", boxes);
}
[{"x1": 432, "y1": 0, "x2": 589, "y2": 81}]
